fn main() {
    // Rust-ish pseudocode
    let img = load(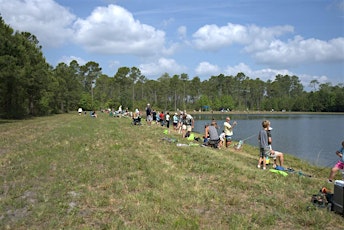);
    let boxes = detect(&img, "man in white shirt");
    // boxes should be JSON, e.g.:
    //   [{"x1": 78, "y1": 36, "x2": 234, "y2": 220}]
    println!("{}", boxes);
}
[{"x1": 223, "y1": 117, "x2": 237, "y2": 148}]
